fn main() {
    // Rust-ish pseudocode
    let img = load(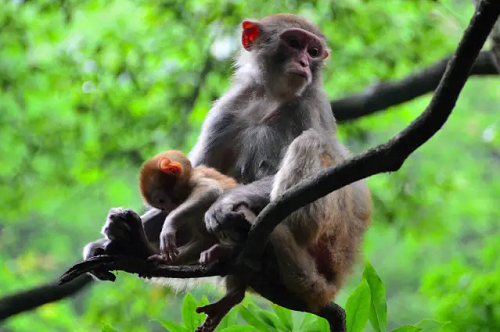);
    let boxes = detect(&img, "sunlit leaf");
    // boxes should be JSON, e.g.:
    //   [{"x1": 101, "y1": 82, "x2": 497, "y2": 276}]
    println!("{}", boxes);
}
[
  {"x1": 271, "y1": 303, "x2": 294, "y2": 331},
  {"x1": 363, "y1": 261, "x2": 387, "y2": 332},
  {"x1": 345, "y1": 279, "x2": 371, "y2": 332},
  {"x1": 182, "y1": 293, "x2": 199, "y2": 331},
  {"x1": 239, "y1": 306, "x2": 277, "y2": 332},
  {"x1": 390, "y1": 325, "x2": 422, "y2": 332},
  {"x1": 415, "y1": 319, "x2": 450, "y2": 332},
  {"x1": 158, "y1": 319, "x2": 188, "y2": 332}
]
